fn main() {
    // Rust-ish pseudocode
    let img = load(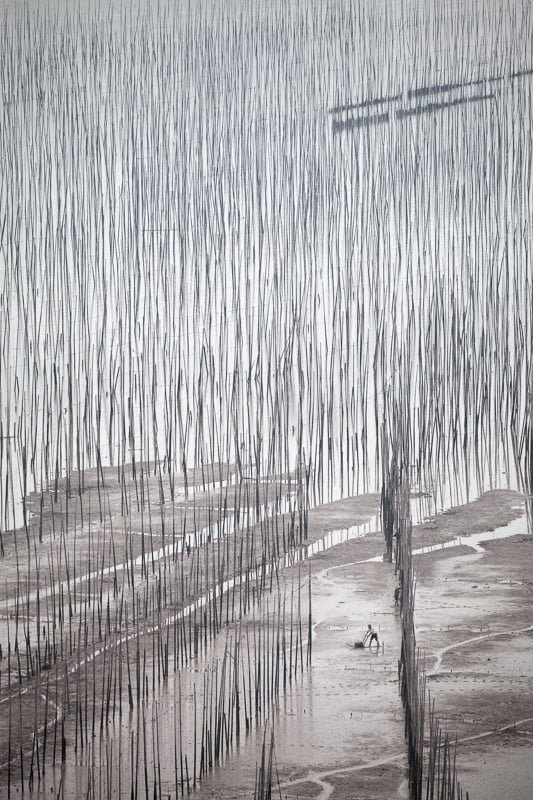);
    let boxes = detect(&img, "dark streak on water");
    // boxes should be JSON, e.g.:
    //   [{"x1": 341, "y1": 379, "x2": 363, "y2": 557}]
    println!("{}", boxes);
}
[
  {"x1": 332, "y1": 111, "x2": 389, "y2": 133},
  {"x1": 396, "y1": 92, "x2": 495, "y2": 118},
  {"x1": 407, "y1": 76, "x2": 499, "y2": 98},
  {"x1": 329, "y1": 64, "x2": 532, "y2": 123},
  {"x1": 510, "y1": 67, "x2": 533, "y2": 78},
  {"x1": 329, "y1": 93, "x2": 401, "y2": 113}
]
